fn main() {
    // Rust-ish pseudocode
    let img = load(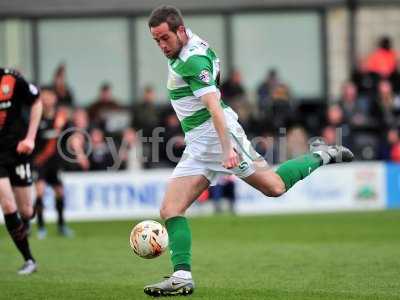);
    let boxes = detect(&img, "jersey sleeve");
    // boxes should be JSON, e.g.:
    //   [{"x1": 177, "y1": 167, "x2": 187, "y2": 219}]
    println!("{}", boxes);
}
[
  {"x1": 182, "y1": 55, "x2": 217, "y2": 98},
  {"x1": 15, "y1": 72, "x2": 40, "y2": 105}
]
